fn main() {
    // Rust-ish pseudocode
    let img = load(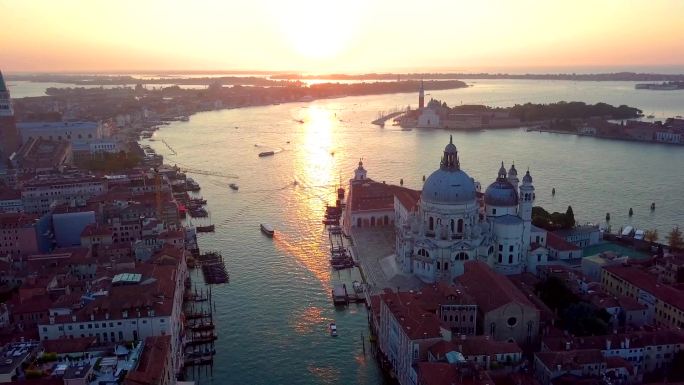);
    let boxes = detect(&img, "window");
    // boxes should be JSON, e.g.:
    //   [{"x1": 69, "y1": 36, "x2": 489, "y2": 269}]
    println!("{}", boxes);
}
[
  {"x1": 509, "y1": 254, "x2": 513, "y2": 263},
  {"x1": 429, "y1": 217, "x2": 434, "y2": 231},
  {"x1": 509, "y1": 245, "x2": 514, "y2": 252},
  {"x1": 492, "y1": 209, "x2": 496, "y2": 215},
  {"x1": 507, "y1": 317, "x2": 517, "y2": 327},
  {"x1": 457, "y1": 219, "x2": 463, "y2": 233}
]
